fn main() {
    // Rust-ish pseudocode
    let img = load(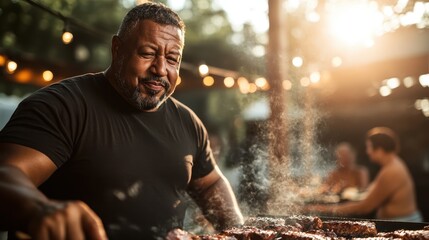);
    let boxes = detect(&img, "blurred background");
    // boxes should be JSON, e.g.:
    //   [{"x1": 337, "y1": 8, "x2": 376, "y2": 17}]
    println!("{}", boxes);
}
[{"x1": 0, "y1": 0, "x2": 429, "y2": 224}]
